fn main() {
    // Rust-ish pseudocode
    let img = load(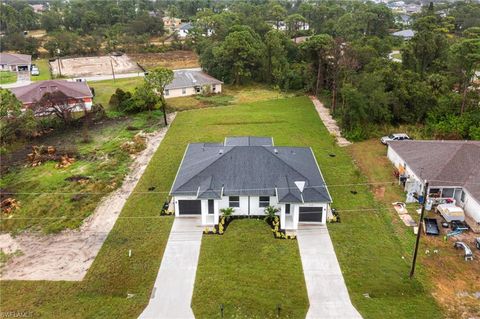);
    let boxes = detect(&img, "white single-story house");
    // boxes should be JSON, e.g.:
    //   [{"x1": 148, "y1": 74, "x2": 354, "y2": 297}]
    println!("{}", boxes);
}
[
  {"x1": 9, "y1": 80, "x2": 93, "y2": 113},
  {"x1": 178, "y1": 22, "x2": 193, "y2": 38},
  {"x1": 164, "y1": 70, "x2": 222, "y2": 98},
  {"x1": 387, "y1": 140, "x2": 480, "y2": 232},
  {"x1": 170, "y1": 137, "x2": 333, "y2": 230},
  {"x1": 0, "y1": 53, "x2": 31, "y2": 72}
]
